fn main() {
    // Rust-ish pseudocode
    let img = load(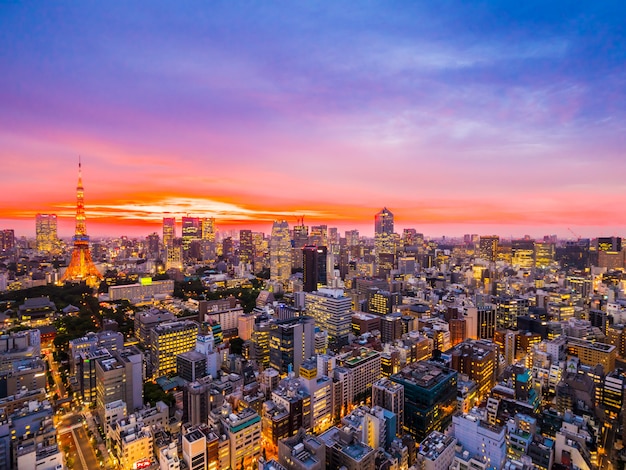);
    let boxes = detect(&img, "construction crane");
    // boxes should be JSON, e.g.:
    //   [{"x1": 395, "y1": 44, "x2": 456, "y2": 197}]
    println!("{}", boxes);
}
[{"x1": 567, "y1": 227, "x2": 581, "y2": 240}]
